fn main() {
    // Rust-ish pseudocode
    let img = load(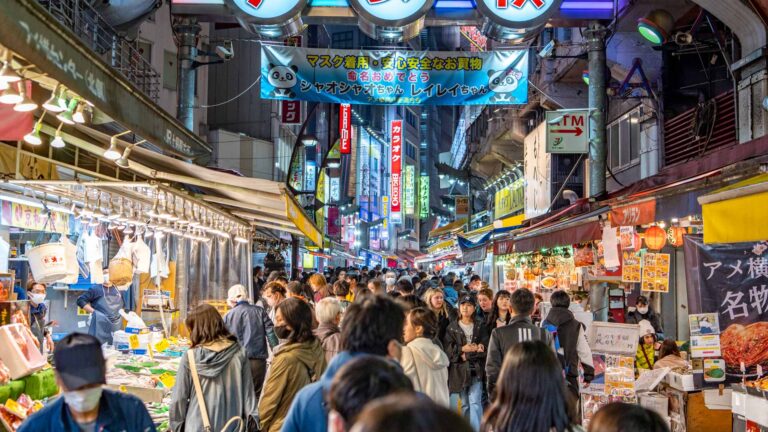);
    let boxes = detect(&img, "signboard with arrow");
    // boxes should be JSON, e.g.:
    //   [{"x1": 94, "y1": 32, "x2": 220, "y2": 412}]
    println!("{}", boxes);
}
[{"x1": 545, "y1": 109, "x2": 590, "y2": 154}]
